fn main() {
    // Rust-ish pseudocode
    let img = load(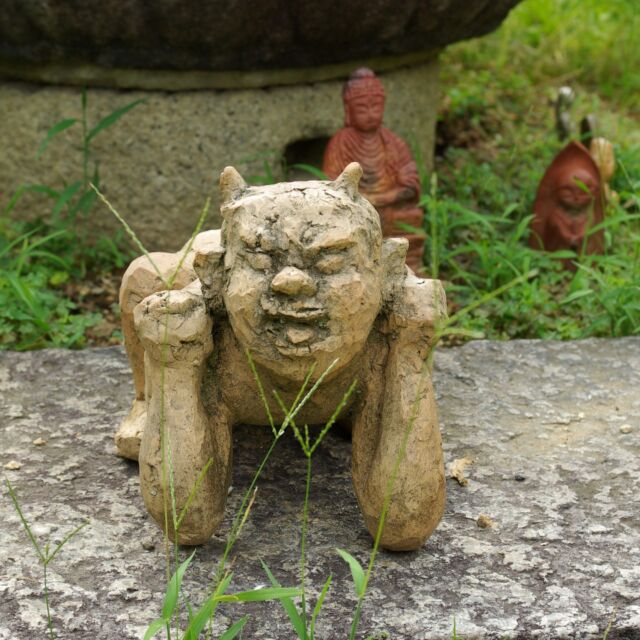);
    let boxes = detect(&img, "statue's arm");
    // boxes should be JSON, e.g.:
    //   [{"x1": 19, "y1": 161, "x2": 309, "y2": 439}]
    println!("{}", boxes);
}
[
  {"x1": 134, "y1": 278, "x2": 232, "y2": 545},
  {"x1": 351, "y1": 274, "x2": 447, "y2": 550},
  {"x1": 116, "y1": 232, "x2": 223, "y2": 460}
]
